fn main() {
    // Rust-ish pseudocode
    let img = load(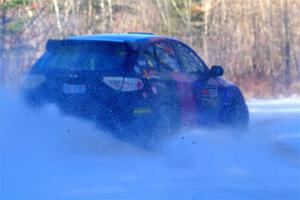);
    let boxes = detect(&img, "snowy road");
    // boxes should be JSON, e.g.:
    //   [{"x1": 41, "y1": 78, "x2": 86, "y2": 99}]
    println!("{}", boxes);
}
[{"x1": 0, "y1": 91, "x2": 300, "y2": 200}]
